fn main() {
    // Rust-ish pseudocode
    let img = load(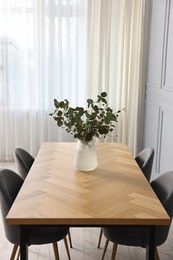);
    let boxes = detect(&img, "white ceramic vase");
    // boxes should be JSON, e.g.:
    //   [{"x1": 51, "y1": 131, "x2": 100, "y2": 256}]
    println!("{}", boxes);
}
[{"x1": 75, "y1": 138, "x2": 97, "y2": 172}]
